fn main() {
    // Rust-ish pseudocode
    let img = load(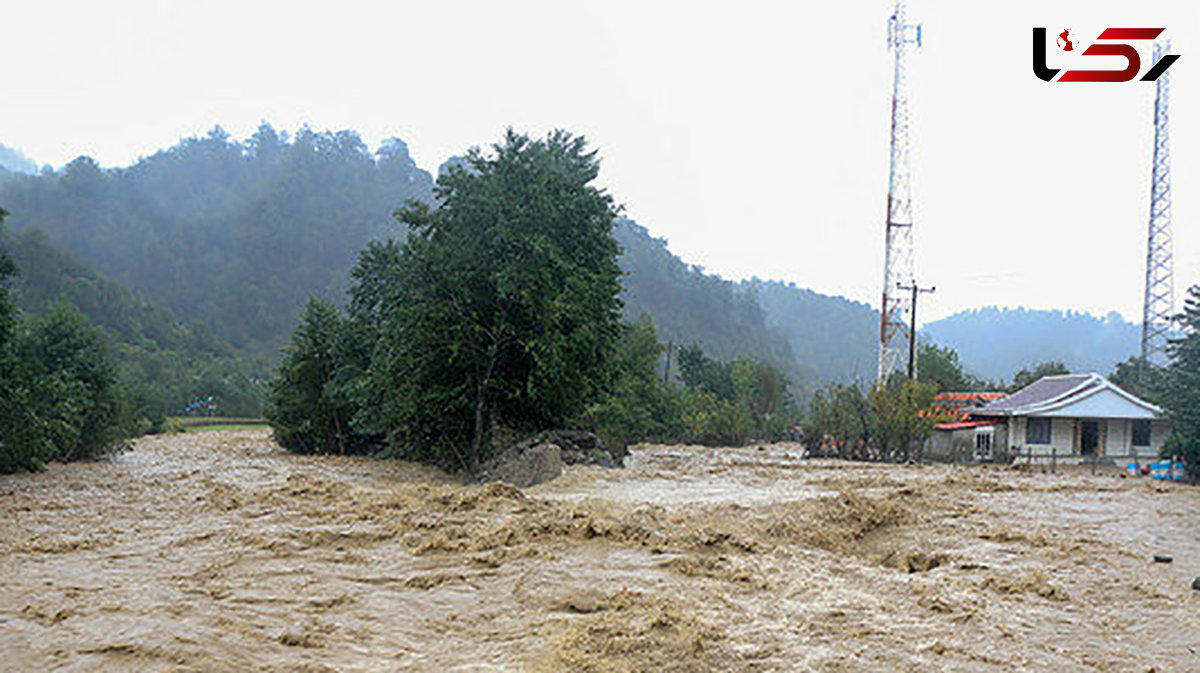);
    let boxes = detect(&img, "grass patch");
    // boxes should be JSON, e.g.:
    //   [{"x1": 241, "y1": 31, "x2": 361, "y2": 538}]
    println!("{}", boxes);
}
[{"x1": 166, "y1": 417, "x2": 269, "y2": 432}]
